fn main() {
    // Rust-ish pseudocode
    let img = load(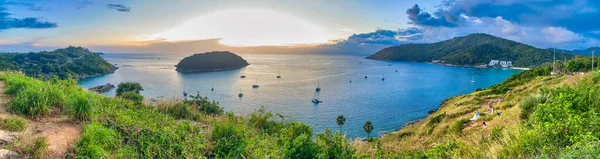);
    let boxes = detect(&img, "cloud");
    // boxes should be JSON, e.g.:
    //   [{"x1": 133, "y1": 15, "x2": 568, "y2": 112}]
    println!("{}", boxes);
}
[
  {"x1": 4, "y1": 1, "x2": 46, "y2": 11},
  {"x1": 107, "y1": 4, "x2": 131, "y2": 12},
  {"x1": 541, "y1": 26, "x2": 584, "y2": 43},
  {"x1": 406, "y1": 4, "x2": 458, "y2": 27},
  {"x1": 407, "y1": 0, "x2": 600, "y2": 34},
  {"x1": 0, "y1": 7, "x2": 58, "y2": 31}
]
